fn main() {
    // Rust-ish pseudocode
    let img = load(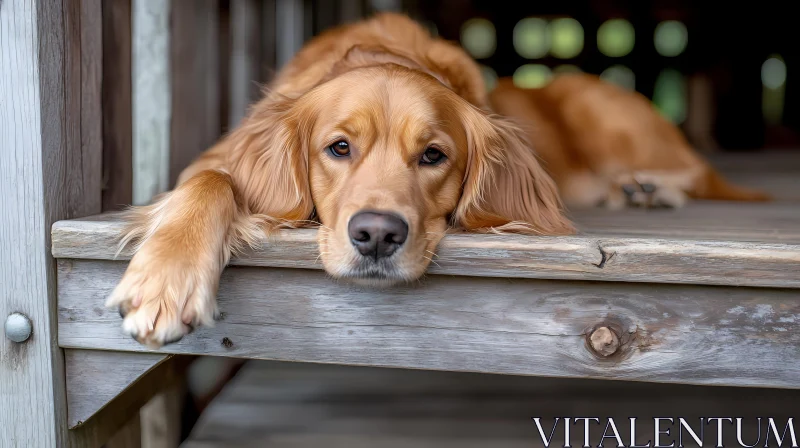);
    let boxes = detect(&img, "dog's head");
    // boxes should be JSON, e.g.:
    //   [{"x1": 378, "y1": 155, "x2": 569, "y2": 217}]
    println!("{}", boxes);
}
[{"x1": 228, "y1": 46, "x2": 574, "y2": 286}]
